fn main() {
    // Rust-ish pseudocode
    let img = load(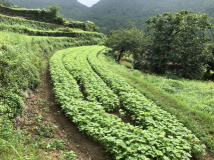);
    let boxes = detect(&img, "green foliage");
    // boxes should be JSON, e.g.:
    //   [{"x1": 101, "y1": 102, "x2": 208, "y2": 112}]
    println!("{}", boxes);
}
[
  {"x1": 0, "y1": 13, "x2": 62, "y2": 31},
  {"x1": 50, "y1": 45, "x2": 206, "y2": 159},
  {"x1": 61, "y1": 150, "x2": 77, "y2": 160},
  {"x1": 47, "y1": 4, "x2": 60, "y2": 17},
  {"x1": 105, "y1": 22, "x2": 147, "y2": 62},
  {"x1": 0, "y1": 4, "x2": 101, "y2": 32},
  {"x1": 63, "y1": 47, "x2": 119, "y2": 112},
  {"x1": 47, "y1": 139, "x2": 66, "y2": 150},
  {"x1": 86, "y1": 21, "x2": 99, "y2": 32},
  {"x1": 145, "y1": 10, "x2": 213, "y2": 79},
  {"x1": 98, "y1": 52, "x2": 214, "y2": 154},
  {"x1": 0, "y1": 30, "x2": 101, "y2": 158},
  {"x1": 0, "y1": 4, "x2": 64, "y2": 25},
  {"x1": 0, "y1": 23, "x2": 105, "y2": 38},
  {"x1": 64, "y1": 20, "x2": 100, "y2": 32},
  {"x1": 205, "y1": 43, "x2": 214, "y2": 79}
]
